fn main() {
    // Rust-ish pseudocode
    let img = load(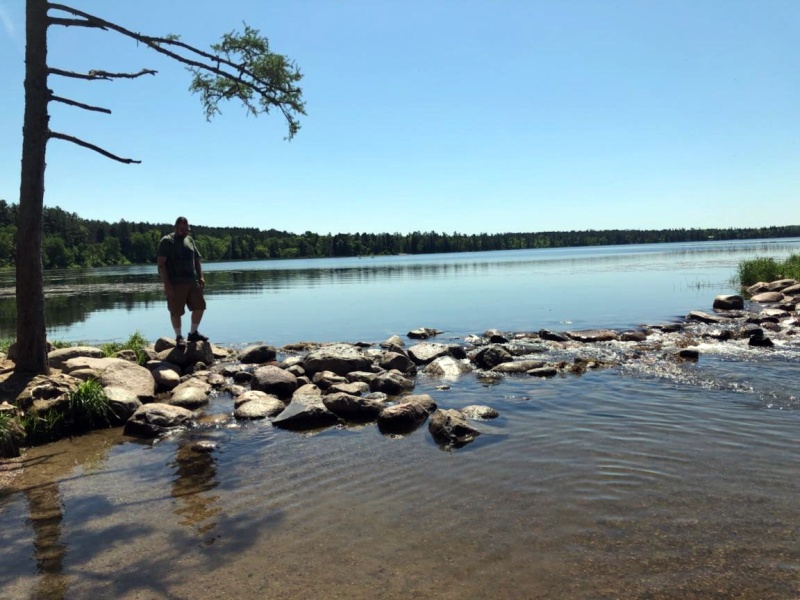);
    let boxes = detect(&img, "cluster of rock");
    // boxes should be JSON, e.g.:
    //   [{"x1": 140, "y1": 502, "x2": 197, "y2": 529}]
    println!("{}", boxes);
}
[{"x1": 2, "y1": 278, "x2": 797, "y2": 457}]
